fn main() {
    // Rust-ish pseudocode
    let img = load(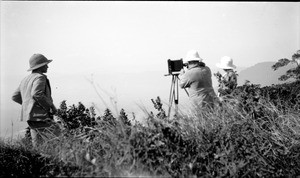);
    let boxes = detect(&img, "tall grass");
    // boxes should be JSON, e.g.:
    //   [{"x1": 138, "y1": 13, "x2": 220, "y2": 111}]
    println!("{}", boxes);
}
[
  {"x1": 1, "y1": 97, "x2": 299, "y2": 177},
  {"x1": 1, "y1": 80, "x2": 300, "y2": 177}
]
